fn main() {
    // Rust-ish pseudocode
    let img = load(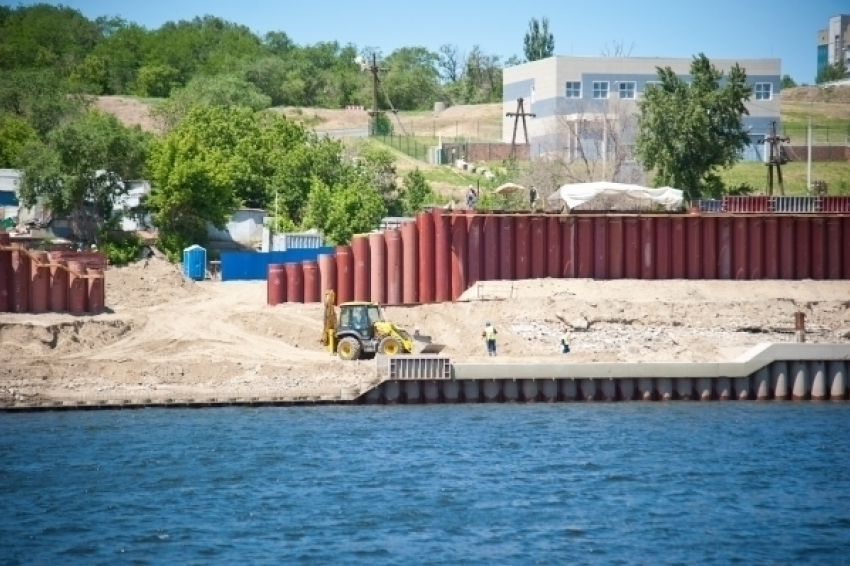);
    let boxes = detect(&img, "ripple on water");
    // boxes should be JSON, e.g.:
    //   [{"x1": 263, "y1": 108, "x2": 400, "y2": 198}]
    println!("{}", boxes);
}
[{"x1": 0, "y1": 404, "x2": 849, "y2": 564}]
